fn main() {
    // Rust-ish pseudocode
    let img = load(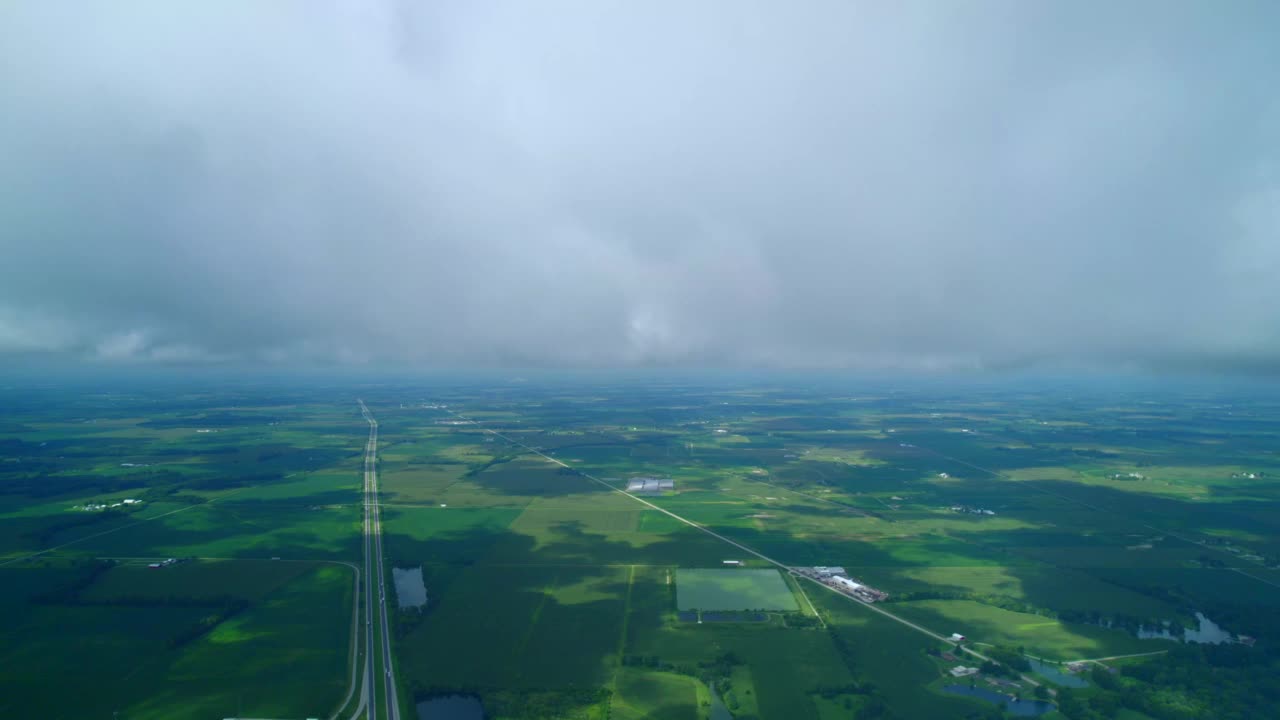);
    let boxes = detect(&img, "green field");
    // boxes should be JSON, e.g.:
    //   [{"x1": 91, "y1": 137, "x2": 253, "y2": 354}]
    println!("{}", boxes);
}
[
  {"x1": 609, "y1": 668, "x2": 700, "y2": 720},
  {"x1": 6, "y1": 379, "x2": 1280, "y2": 718},
  {"x1": 0, "y1": 562, "x2": 352, "y2": 719},
  {"x1": 676, "y1": 568, "x2": 799, "y2": 612}
]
